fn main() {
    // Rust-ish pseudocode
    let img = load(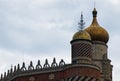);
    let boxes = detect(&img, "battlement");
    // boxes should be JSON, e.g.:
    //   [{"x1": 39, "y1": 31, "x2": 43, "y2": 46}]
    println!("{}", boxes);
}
[{"x1": 0, "y1": 58, "x2": 65, "y2": 81}]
